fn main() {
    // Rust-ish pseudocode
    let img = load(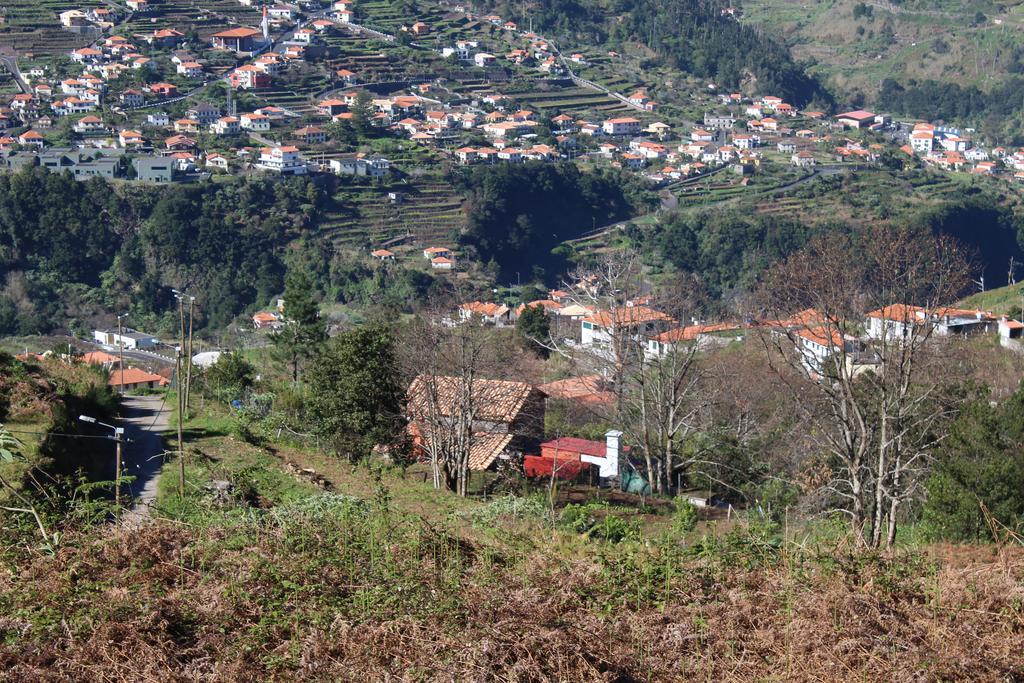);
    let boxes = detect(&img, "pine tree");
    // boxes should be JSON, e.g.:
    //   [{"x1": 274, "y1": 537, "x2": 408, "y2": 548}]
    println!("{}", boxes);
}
[
  {"x1": 273, "y1": 269, "x2": 326, "y2": 383},
  {"x1": 306, "y1": 324, "x2": 406, "y2": 460}
]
